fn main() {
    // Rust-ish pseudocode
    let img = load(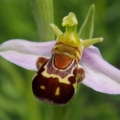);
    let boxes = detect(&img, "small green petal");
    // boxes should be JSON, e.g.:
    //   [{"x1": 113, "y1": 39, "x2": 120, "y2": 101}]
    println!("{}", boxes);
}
[
  {"x1": 79, "y1": 4, "x2": 95, "y2": 39},
  {"x1": 81, "y1": 37, "x2": 103, "y2": 49},
  {"x1": 50, "y1": 23, "x2": 63, "y2": 37}
]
